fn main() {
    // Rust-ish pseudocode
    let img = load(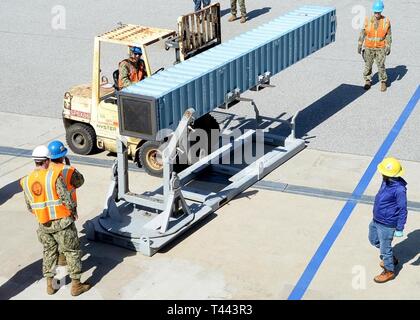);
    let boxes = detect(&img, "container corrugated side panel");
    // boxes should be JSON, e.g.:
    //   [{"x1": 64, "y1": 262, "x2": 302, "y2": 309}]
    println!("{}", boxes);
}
[{"x1": 122, "y1": 6, "x2": 336, "y2": 132}]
